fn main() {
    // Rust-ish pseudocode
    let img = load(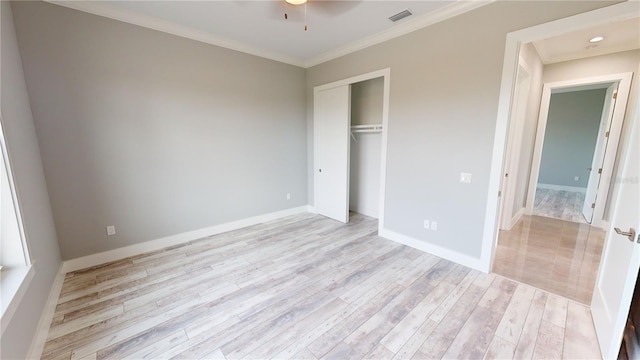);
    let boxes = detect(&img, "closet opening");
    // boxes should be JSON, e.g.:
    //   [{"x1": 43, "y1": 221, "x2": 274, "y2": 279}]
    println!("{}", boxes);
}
[
  {"x1": 313, "y1": 68, "x2": 390, "y2": 229},
  {"x1": 349, "y1": 77, "x2": 384, "y2": 219}
]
